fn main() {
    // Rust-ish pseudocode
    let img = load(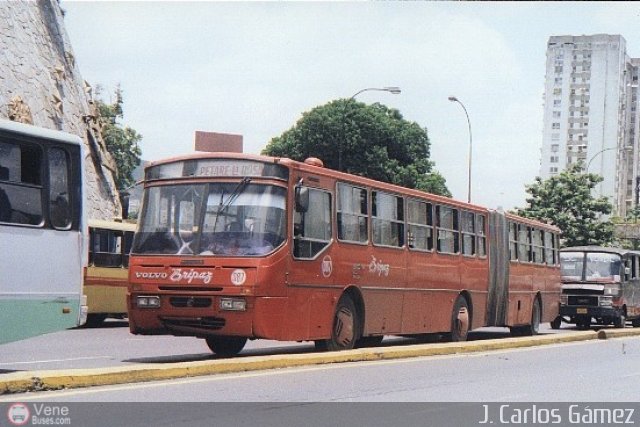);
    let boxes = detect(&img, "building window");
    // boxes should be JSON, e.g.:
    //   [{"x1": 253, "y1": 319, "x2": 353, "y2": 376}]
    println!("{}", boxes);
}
[
  {"x1": 553, "y1": 111, "x2": 561, "y2": 118},
  {"x1": 550, "y1": 156, "x2": 559, "y2": 163},
  {"x1": 552, "y1": 123, "x2": 560, "y2": 129},
  {"x1": 551, "y1": 144, "x2": 559, "y2": 152},
  {"x1": 553, "y1": 100, "x2": 561, "y2": 107},
  {"x1": 551, "y1": 133, "x2": 560, "y2": 141}
]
